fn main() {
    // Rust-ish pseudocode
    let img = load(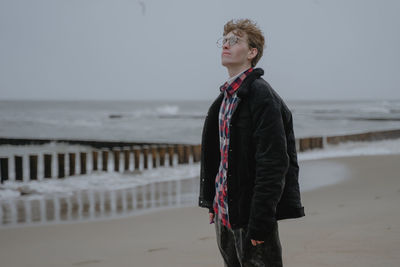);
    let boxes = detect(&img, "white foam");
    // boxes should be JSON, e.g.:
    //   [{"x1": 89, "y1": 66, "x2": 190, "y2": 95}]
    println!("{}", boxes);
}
[
  {"x1": 156, "y1": 105, "x2": 179, "y2": 116},
  {"x1": 0, "y1": 163, "x2": 199, "y2": 200},
  {"x1": 299, "y1": 138, "x2": 400, "y2": 161},
  {"x1": 1, "y1": 138, "x2": 400, "y2": 200}
]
